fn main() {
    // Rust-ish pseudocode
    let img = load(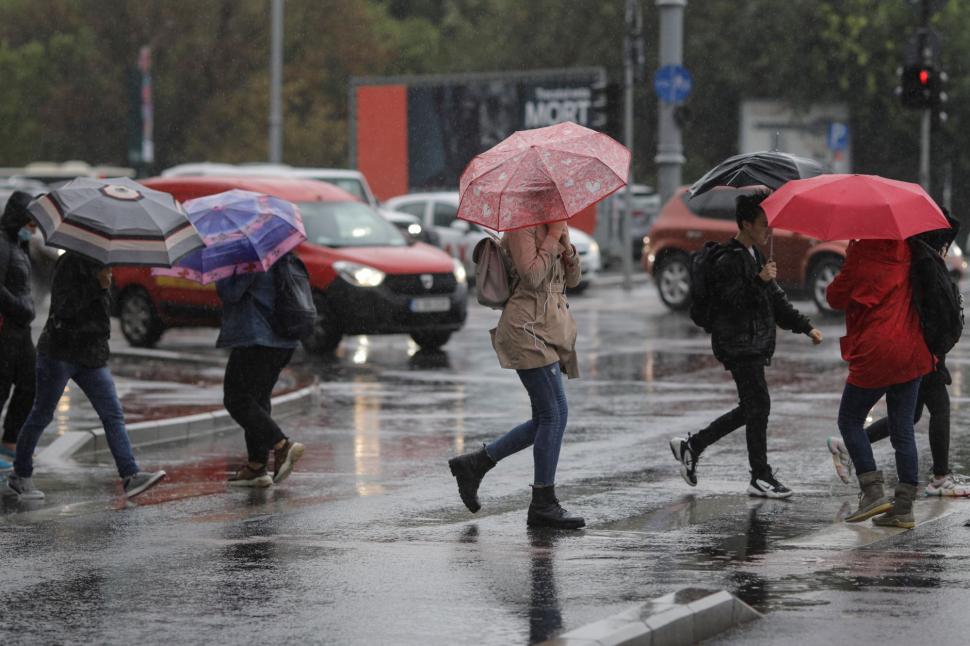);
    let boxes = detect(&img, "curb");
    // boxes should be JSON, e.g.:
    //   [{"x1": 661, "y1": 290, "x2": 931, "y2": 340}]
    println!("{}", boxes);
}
[
  {"x1": 539, "y1": 588, "x2": 760, "y2": 646},
  {"x1": 42, "y1": 380, "x2": 320, "y2": 462},
  {"x1": 592, "y1": 272, "x2": 651, "y2": 289}
]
